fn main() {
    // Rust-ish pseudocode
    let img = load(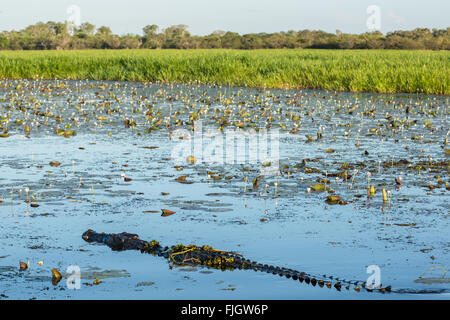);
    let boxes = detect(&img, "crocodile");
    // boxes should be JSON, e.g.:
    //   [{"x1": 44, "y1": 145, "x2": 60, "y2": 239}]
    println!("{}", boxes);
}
[{"x1": 82, "y1": 229, "x2": 397, "y2": 293}]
